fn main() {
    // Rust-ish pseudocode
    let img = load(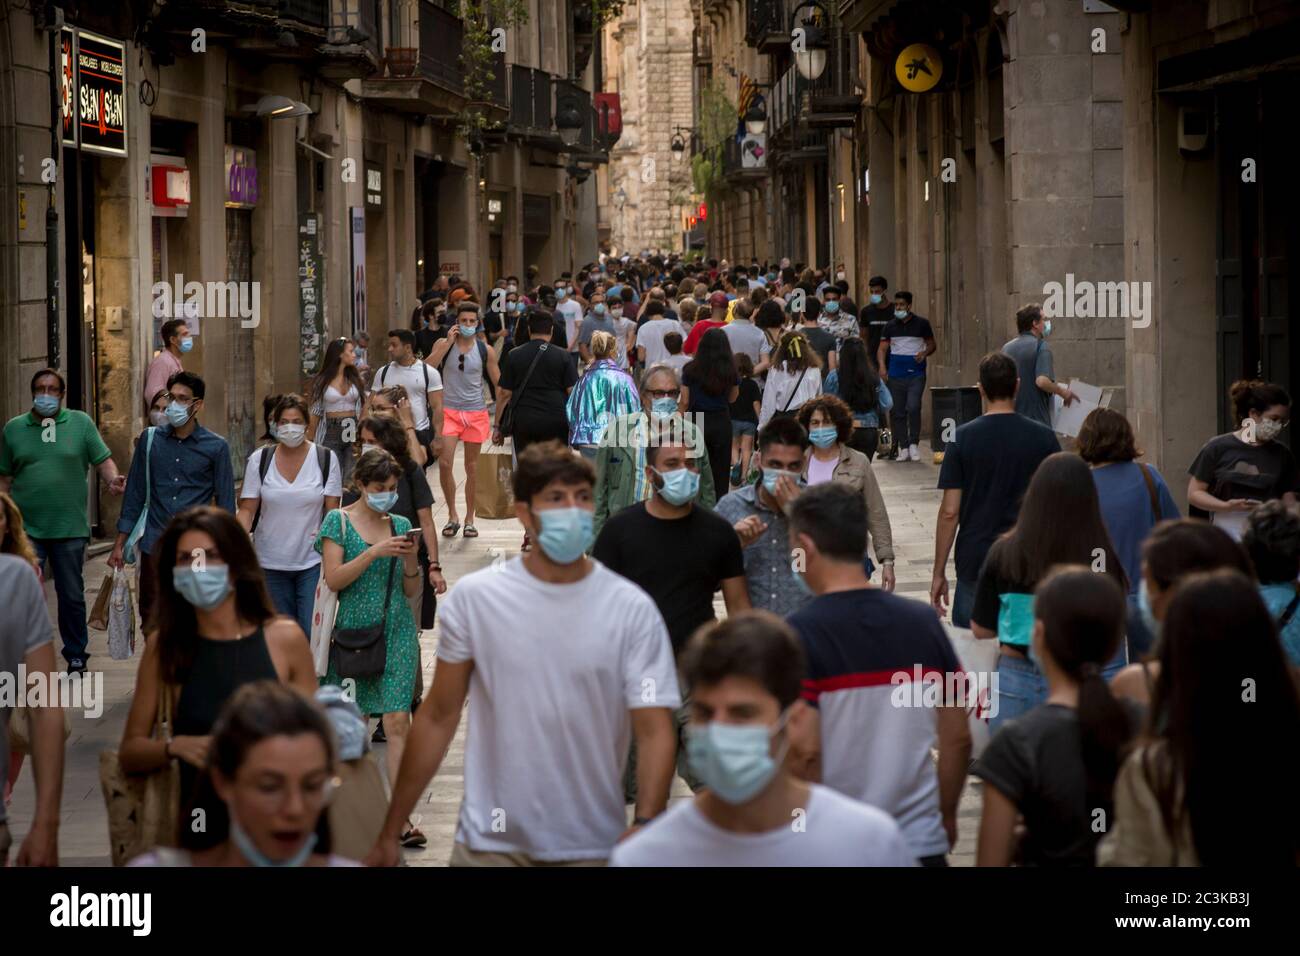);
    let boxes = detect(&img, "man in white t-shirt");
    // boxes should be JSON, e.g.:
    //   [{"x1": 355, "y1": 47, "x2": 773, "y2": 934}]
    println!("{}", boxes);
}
[
  {"x1": 554, "y1": 281, "x2": 585, "y2": 353},
  {"x1": 611, "y1": 612, "x2": 915, "y2": 867},
  {"x1": 368, "y1": 441, "x2": 681, "y2": 866},
  {"x1": 371, "y1": 328, "x2": 444, "y2": 454},
  {"x1": 635, "y1": 300, "x2": 684, "y2": 369}
]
